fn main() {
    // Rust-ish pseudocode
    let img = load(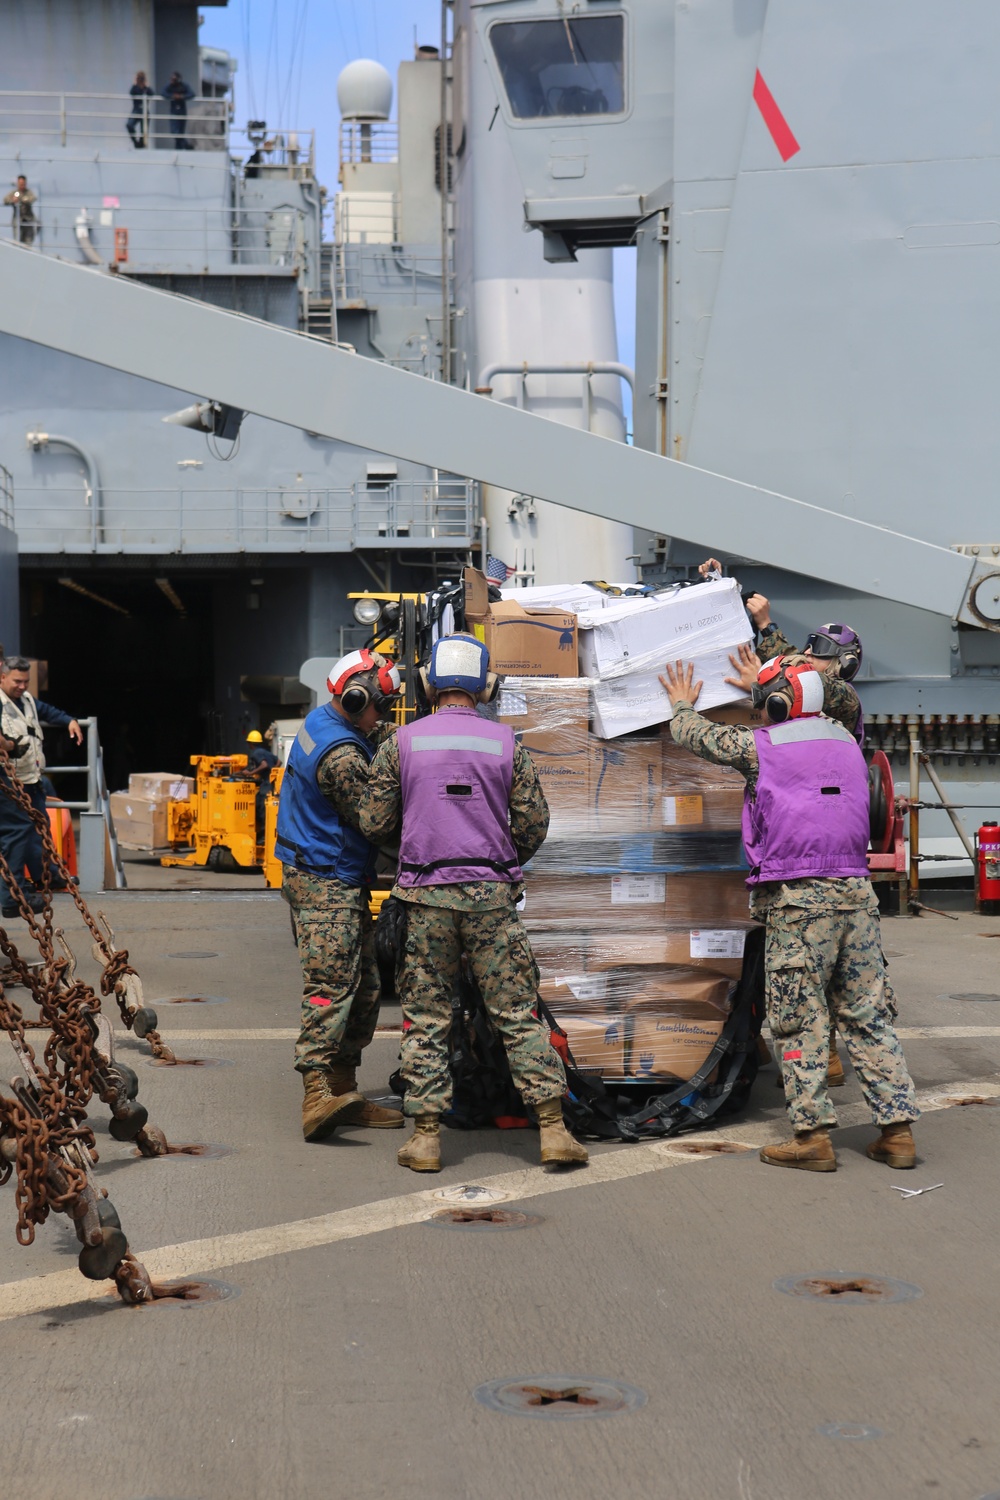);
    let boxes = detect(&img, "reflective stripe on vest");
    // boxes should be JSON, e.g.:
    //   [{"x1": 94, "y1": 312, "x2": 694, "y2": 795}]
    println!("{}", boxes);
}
[{"x1": 409, "y1": 733, "x2": 504, "y2": 756}]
